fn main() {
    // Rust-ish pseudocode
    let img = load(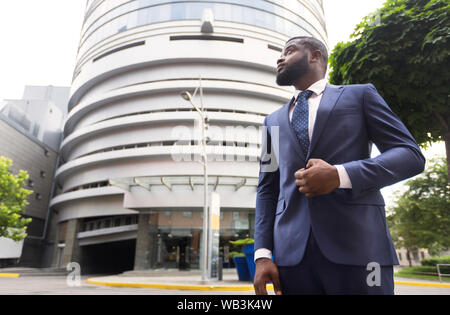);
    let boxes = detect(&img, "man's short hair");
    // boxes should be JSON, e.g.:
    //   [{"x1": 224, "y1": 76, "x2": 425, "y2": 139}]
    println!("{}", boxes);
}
[{"x1": 287, "y1": 36, "x2": 329, "y2": 73}]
